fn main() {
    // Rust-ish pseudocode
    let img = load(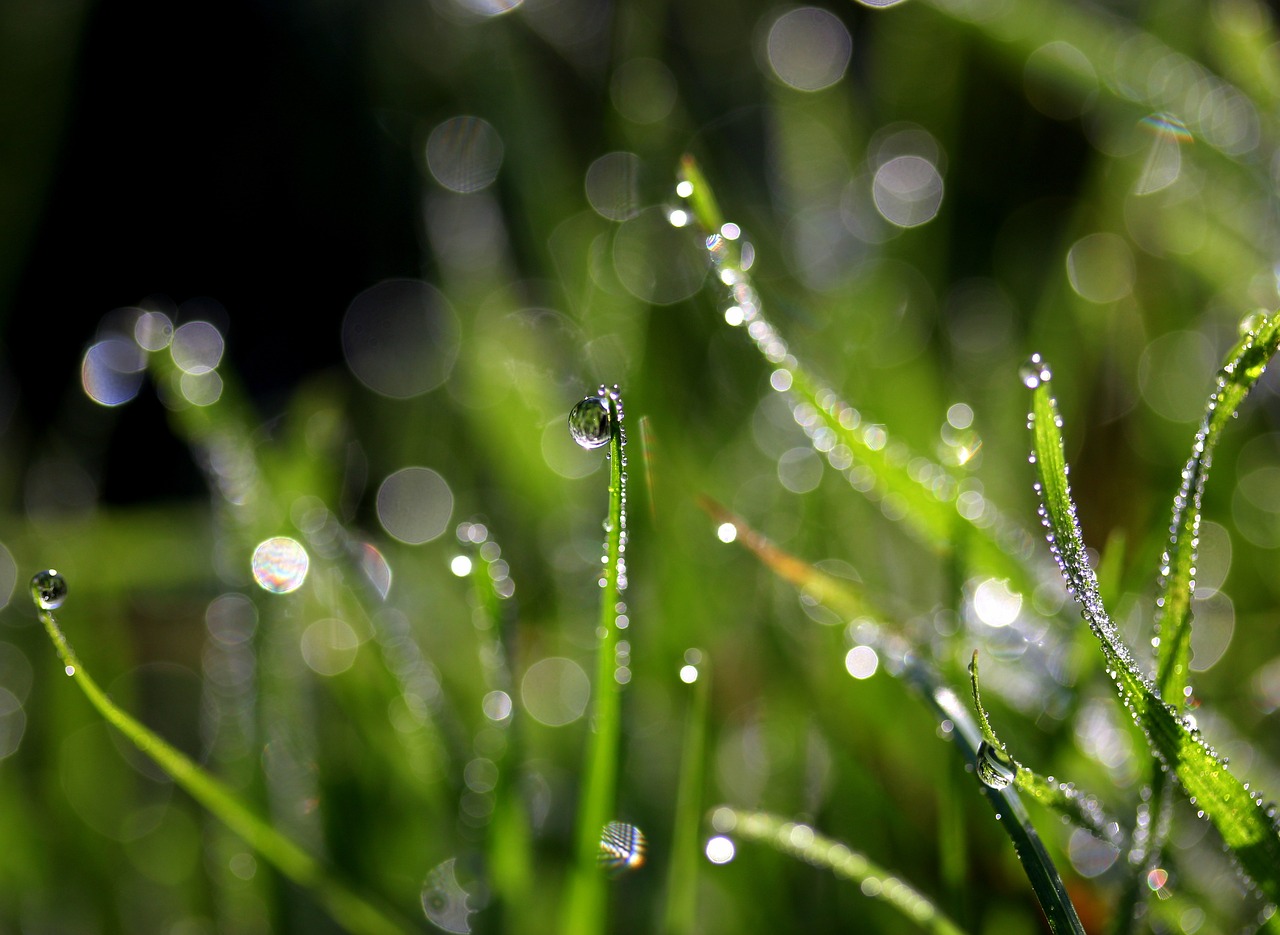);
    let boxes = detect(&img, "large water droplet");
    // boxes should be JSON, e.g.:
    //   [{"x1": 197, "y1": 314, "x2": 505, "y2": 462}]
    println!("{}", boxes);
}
[
  {"x1": 1239, "y1": 309, "x2": 1268, "y2": 336},
  {"x1": 569, "y1": 395, "x2": 611, "y2": 450},
  {"x1": 1019, "y1": 354, "x2": 1052, "y2": 389},
  {"x1": 976, "y1": 740, "x2": 1016, "y2": 790},
  {"x1": 598, "y1": 820, "x2": 646, "y2": 873},
  {"x1": 30, "y1": 570, "x2": 68, "y2": 610}
]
